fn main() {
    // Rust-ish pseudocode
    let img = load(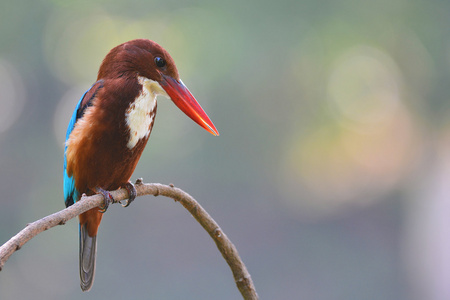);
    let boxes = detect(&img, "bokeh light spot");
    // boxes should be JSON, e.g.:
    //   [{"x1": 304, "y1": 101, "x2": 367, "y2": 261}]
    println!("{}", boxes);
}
[
  {"x1": 43, "y1": 9, "x2": 169, "y2": 85},
  {"x1": 327, "y1": 46, "x2": 402, "y2": 132},
  {"x1": 0, "y1": 60, "x2": 26, "y2": 134},
  {"x1": 278, "y1": 46, "x2": 421, "y2": 220}
]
